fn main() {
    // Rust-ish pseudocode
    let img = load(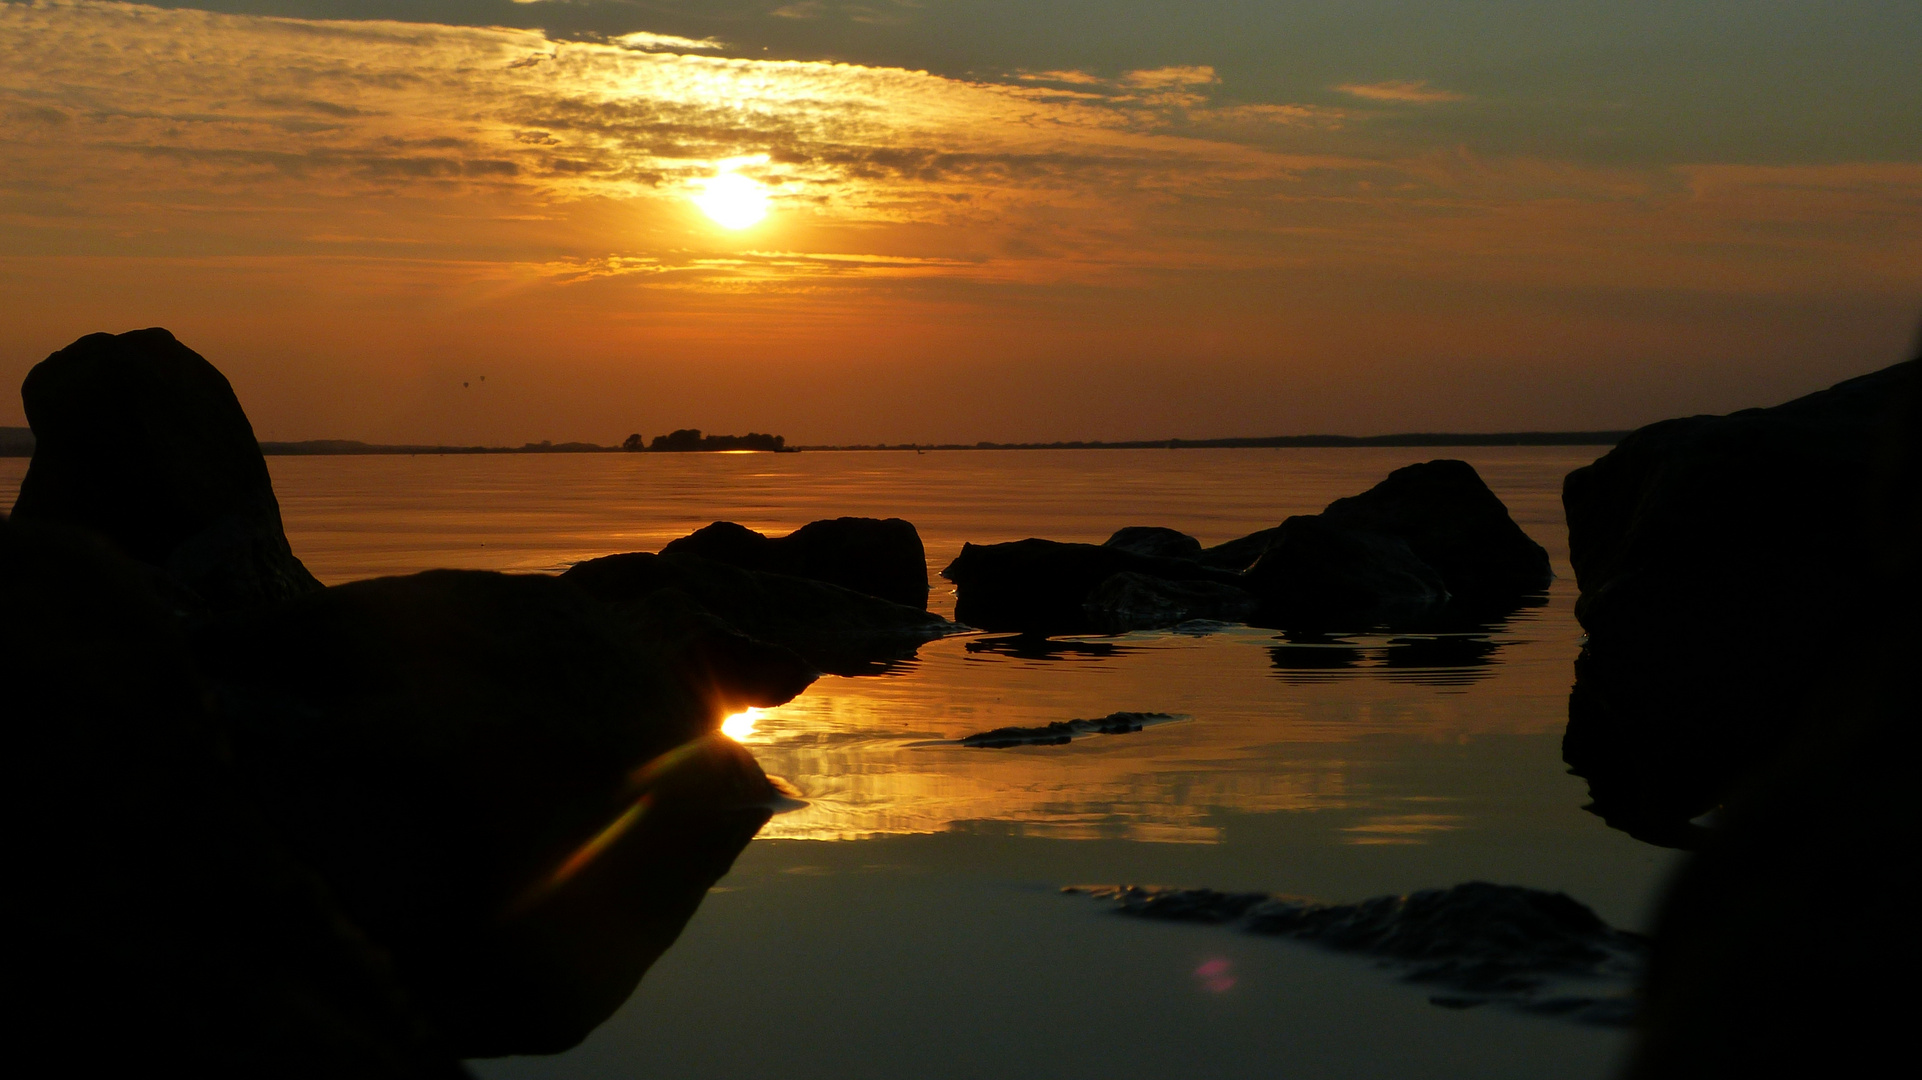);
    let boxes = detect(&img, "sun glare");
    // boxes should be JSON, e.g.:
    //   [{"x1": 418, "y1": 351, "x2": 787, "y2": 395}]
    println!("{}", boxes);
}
[
  {"x1": 691, "y1": 156, "x2": 770, "y2": 229},
  {"x1": 721, "y1": 707, "x2": 763, "y2": 741}
]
